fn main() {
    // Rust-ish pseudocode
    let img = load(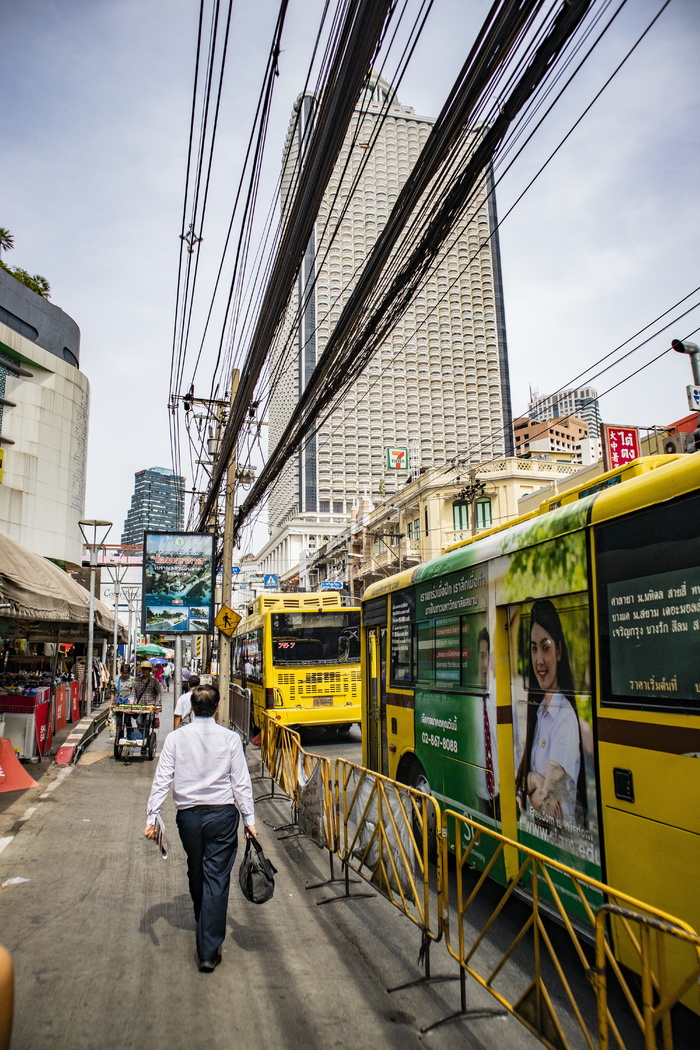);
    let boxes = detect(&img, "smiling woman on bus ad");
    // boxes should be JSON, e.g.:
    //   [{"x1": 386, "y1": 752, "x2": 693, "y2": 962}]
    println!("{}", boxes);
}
[{"x1": 516, "y1": 599, "x2": 587, "y2": 830}]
